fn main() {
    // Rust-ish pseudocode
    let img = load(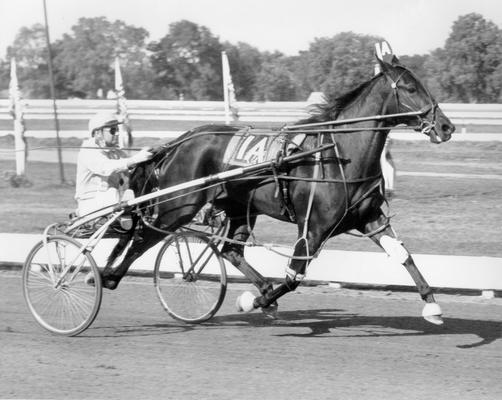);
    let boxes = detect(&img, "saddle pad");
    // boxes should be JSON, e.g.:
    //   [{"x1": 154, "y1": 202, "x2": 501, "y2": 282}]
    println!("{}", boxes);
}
[{"x1": 223, "y1": 128, "x2": 305, "y2": 167}]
